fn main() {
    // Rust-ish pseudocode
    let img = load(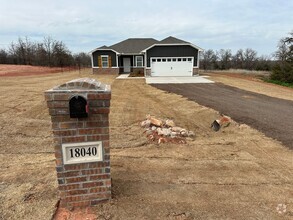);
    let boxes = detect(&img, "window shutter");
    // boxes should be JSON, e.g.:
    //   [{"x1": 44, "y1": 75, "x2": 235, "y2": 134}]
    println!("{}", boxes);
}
[
  {"x1": 98, "y1": 56, "x2": 102, "y2": 67},
  {"x1": 108, "y1": 56, "x2": 112, "y2": 67}
]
